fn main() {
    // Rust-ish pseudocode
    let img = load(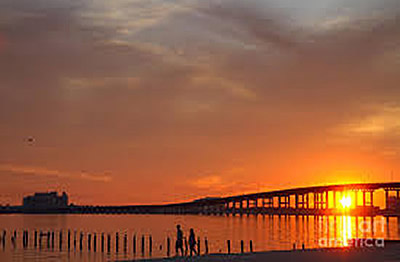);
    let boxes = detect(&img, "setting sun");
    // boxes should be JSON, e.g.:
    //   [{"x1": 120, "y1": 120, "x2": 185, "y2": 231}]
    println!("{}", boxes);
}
[{"x1": 339, "y1": 195, "x2": 352, "y2": 209}]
